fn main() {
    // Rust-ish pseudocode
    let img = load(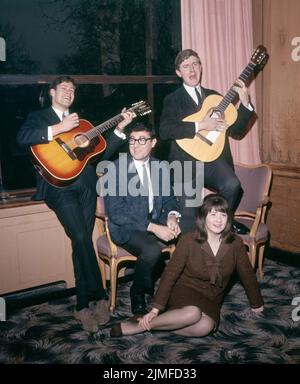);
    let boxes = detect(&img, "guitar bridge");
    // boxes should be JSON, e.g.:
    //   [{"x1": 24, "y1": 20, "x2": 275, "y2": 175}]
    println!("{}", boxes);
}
[
  {"x1": 55, "y1": 138, "x2": 77, "y2": 160},
  {"x1": 196, "y1": 132, "x2": 213, "y2": 146}
]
